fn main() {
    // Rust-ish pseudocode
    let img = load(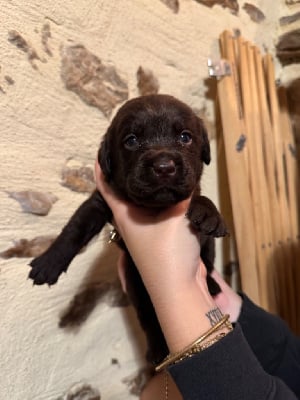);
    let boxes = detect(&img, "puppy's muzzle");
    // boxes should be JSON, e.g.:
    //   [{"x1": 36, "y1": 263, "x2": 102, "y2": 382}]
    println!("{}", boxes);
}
[
  {"x1": 126, "y1": 150, "x2": 191, "y2": 206},
  {"x1": 152, "y1": 157, "x2": 176, "y2": 177},
  {"x1": 146, "y1": 151, "x2": 181, "y2": 181}
]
